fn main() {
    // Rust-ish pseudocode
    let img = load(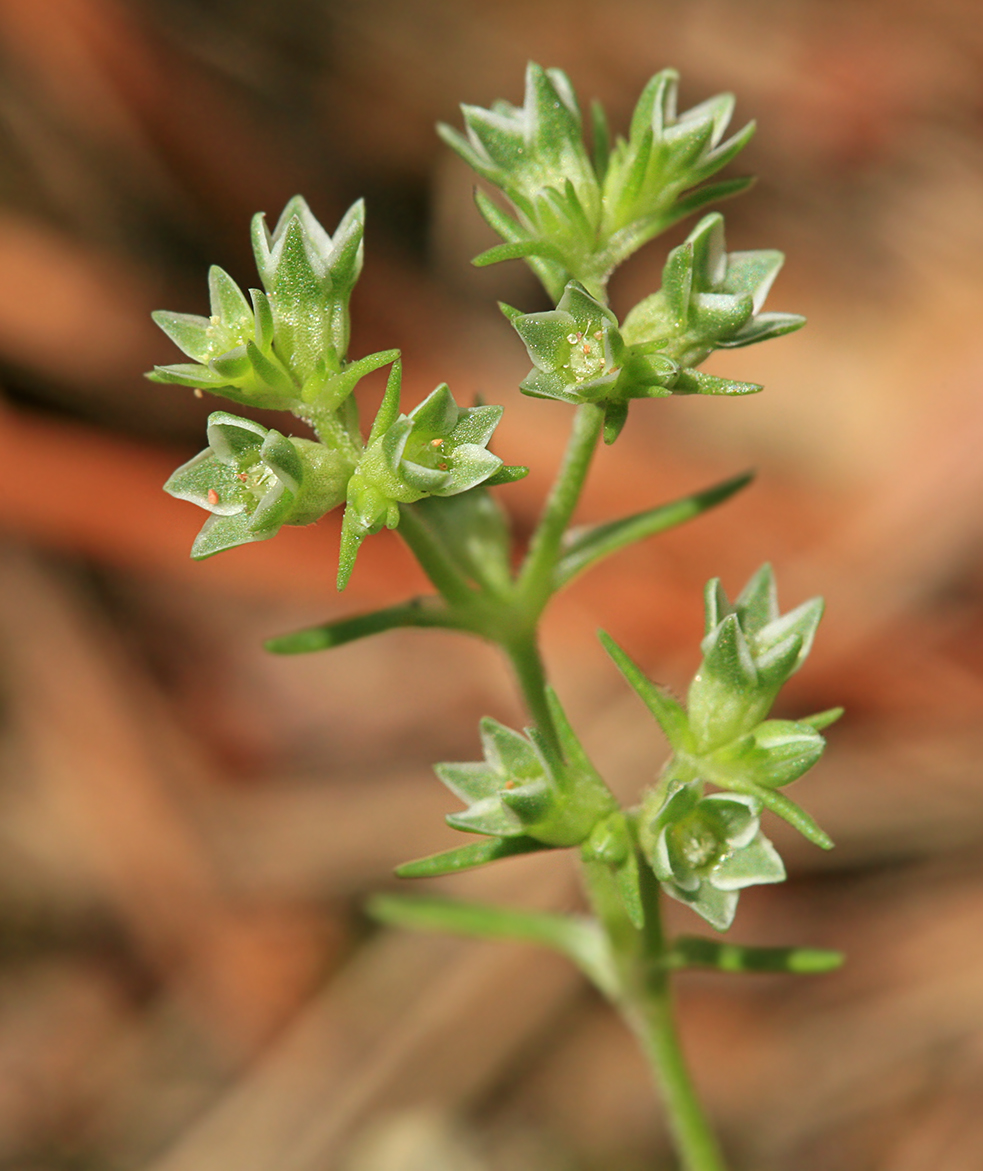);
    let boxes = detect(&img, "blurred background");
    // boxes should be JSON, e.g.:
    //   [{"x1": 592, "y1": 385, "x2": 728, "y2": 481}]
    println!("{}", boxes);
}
[{"x1": 0, "y1": 0, "x2": 982, "y2": 1167}]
